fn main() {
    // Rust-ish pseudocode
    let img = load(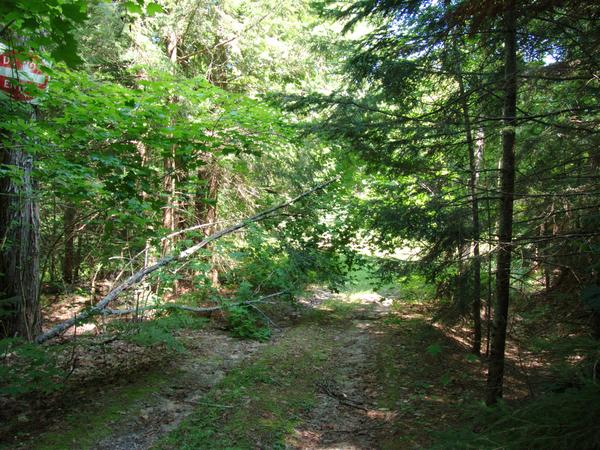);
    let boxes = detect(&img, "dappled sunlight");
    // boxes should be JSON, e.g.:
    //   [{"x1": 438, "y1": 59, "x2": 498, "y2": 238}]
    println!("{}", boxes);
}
[
  {"x1": 432, "y1": 315, "x2": 555, "y2": 401},
  {"x1": 345, "y1": 291, "x2": 382, "y2": 302},
  {"x1": 1, "y1": 0, "x2": 595, "y2": 448},
  {"x1": 283, "y1": 288, "x2": 492, "y2": 448}
]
